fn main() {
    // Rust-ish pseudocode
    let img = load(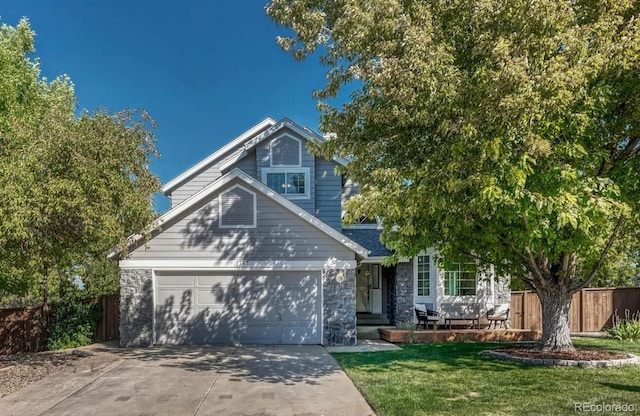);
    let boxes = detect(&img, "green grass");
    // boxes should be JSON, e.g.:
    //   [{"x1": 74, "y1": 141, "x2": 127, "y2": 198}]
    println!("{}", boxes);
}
[{"x1": 331, "y1": 338, "x2": 640, "y2": 416}]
